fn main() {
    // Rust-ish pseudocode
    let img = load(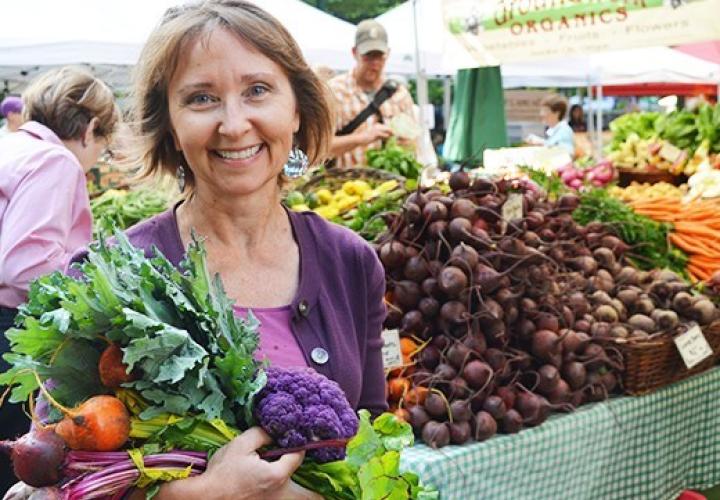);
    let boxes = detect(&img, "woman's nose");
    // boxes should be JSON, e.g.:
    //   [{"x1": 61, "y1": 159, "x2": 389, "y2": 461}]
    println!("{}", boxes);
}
[{"x1": 218, "y1": 99, "x2": 252, "y2": 137}]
